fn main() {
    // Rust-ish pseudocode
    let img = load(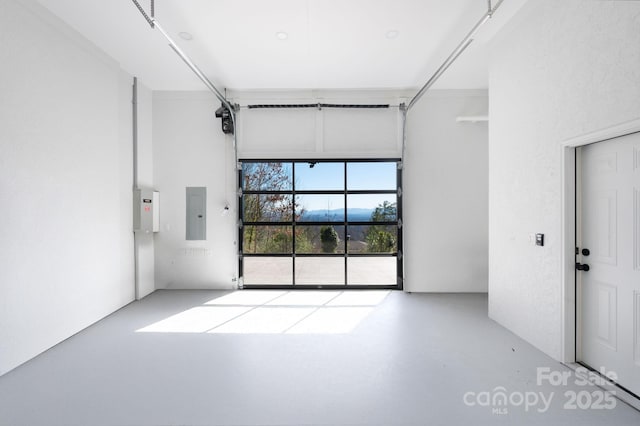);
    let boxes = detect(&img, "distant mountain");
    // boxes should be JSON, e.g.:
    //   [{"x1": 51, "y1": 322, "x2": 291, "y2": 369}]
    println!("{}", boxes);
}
[{"x1": 300, "y1": 208, "x2": 373, "y2": 222}]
